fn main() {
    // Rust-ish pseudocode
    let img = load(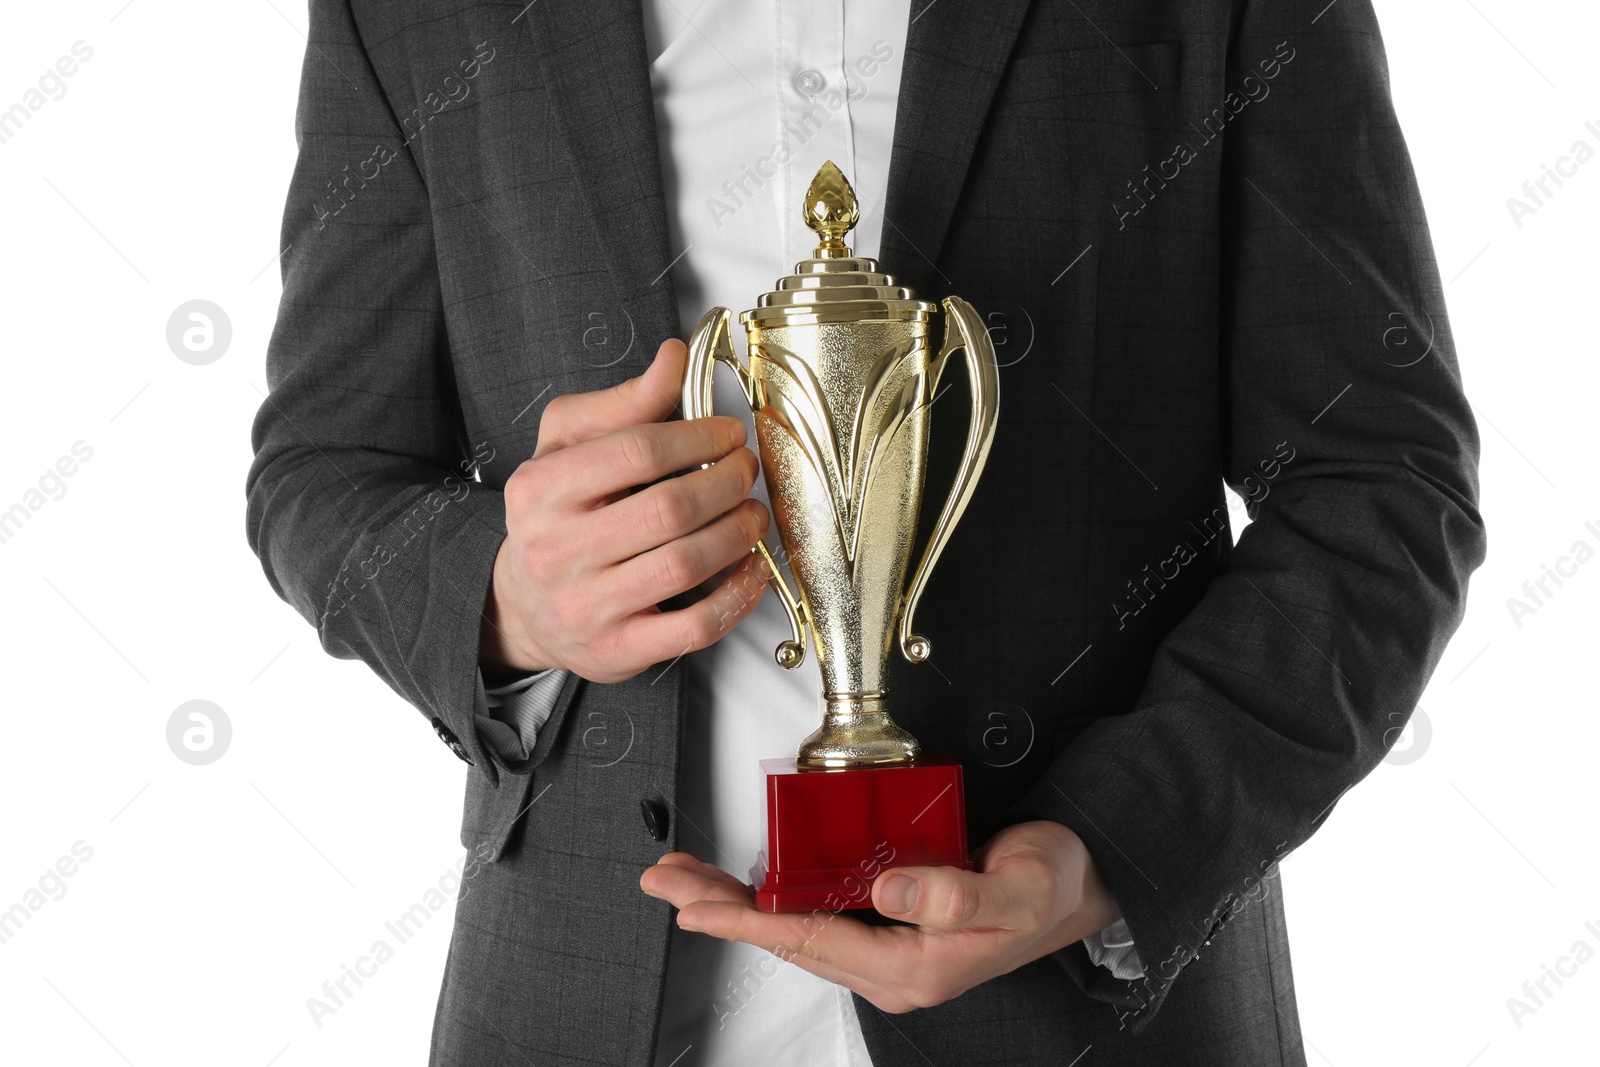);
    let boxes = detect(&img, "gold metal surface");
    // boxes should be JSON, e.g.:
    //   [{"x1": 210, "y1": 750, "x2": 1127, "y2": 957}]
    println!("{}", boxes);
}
[
  {"x1": 684, "y1": 306, "x2": 809, "y2": 670},
  {"x1": 898, "y1": 297, "x2": 1001, "y2": 665},
  {"x1": 803, "y1": 160, "x2": 860, "y2": 259},
  {"x1": 681, "y1": 161, "x2": 1001, "y2": 768}
]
